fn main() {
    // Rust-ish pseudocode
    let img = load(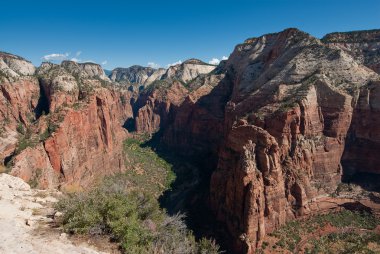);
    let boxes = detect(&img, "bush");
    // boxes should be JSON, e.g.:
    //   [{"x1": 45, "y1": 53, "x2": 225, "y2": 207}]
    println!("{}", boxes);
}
[
  {"x1": 123, "y1": 138, "x2": 176, "y2": 197},
  {"x1": 16, "y1": 123, "x2": 25, "y2": 134},
  {"x1": 56, "y1": 175, "x2": 221, "y2": 254}
]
